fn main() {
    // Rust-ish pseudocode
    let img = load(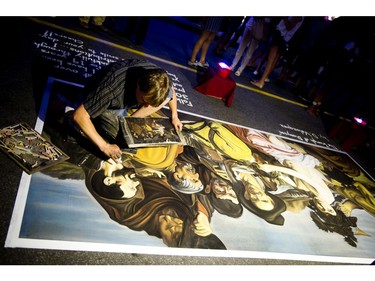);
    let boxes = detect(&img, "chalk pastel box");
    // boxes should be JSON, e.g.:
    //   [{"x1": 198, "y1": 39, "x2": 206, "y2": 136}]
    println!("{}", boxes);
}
[{"x1": 0, "y1": 123, "x2": 69, "y2": 174}]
